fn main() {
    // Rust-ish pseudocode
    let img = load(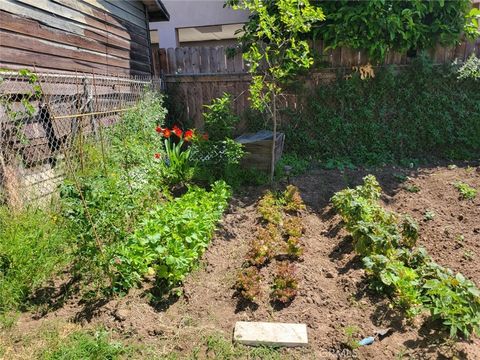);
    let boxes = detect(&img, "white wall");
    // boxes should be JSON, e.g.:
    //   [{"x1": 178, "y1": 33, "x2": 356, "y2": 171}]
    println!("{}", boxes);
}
[{"x1": 150, "y1": 0, "x2": 250, "y2": 48}]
